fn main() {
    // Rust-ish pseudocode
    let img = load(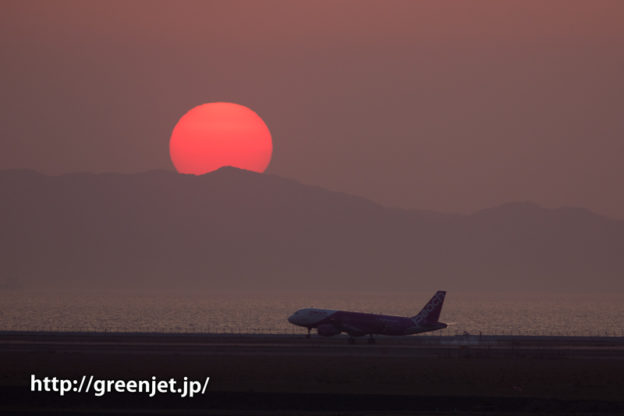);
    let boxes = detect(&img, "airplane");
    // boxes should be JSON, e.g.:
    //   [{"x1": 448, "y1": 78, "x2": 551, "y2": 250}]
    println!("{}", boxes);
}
[{"x1": 288, "y1": 290, "x2": 447, "y2": 344}]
